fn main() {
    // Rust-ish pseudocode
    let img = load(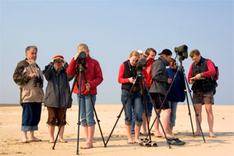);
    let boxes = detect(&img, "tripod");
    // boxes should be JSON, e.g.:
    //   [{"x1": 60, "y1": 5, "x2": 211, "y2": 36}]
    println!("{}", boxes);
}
[
  {"x1": 147, "y1": 55, "x2": 206, "y2": 143},
  {"x1": 52, "y1": 62, "x2": 106, "y2": 155},
  {"x1": 105, "y1": 70, "x2": 170, "y2": 148}
]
